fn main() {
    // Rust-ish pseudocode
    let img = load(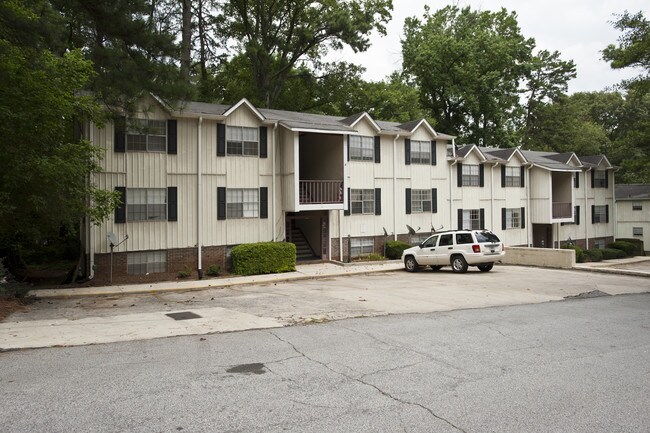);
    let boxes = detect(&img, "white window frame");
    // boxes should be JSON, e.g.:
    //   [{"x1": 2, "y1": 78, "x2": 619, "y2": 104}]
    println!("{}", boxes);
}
[
  {"x1": 126, "y1": 188, "x2": 167, "y2": 222},
  {"x1": 593, "y1": 239, "x2": 606, "y2": 249},
  {"x1": 226, "y1": 188, "x2": 259, "y2": 219},
  {"x1": 411, "y1": 189, "x2": 432, "y2": 213},
  {"x1": 632, "y1": 202, "x2": 642, "y2": 211},
  {"x1": 593, "y1": 205, "x2": 607, "y2": 223},
  {"x1": 226, "y1": 126, "x2": 259, "y2": 156},
  {"x1": 126, "y1": 118, "x2": 167, "y2": 152},
  {"x1": 593, "y1": 170, "x2": 607, "y2": 188},
  {"x1": 127, "y1": 251, "x2": 167, "y2": 275},
  {"x1": 462, "y1": 209, "x2": 481, "y2": 230},
  {"x1": 505, "y1": 208, "x2": 521, "y2": 229},
  {"x1": 350, "y1": 135, "x2": 374, "y2": 161},
  {"x1": 350, "y1": 189, "x2": 375, "y2": 215},
  {"x1": 350, "y1": 237, "x2": 374, "y2": 257},
  {"x1": 411, "y1": 140, "x2": 431, "y2": 165},
  {"x1": 505, "y1": 166, "x2": 521, "y2": 187},
  {"x1": 633, "y1": 227, "x2": 643, "y2": 236},
  {"x1": 462, "y1": 164, "x2": 480, "y2": 186}
]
